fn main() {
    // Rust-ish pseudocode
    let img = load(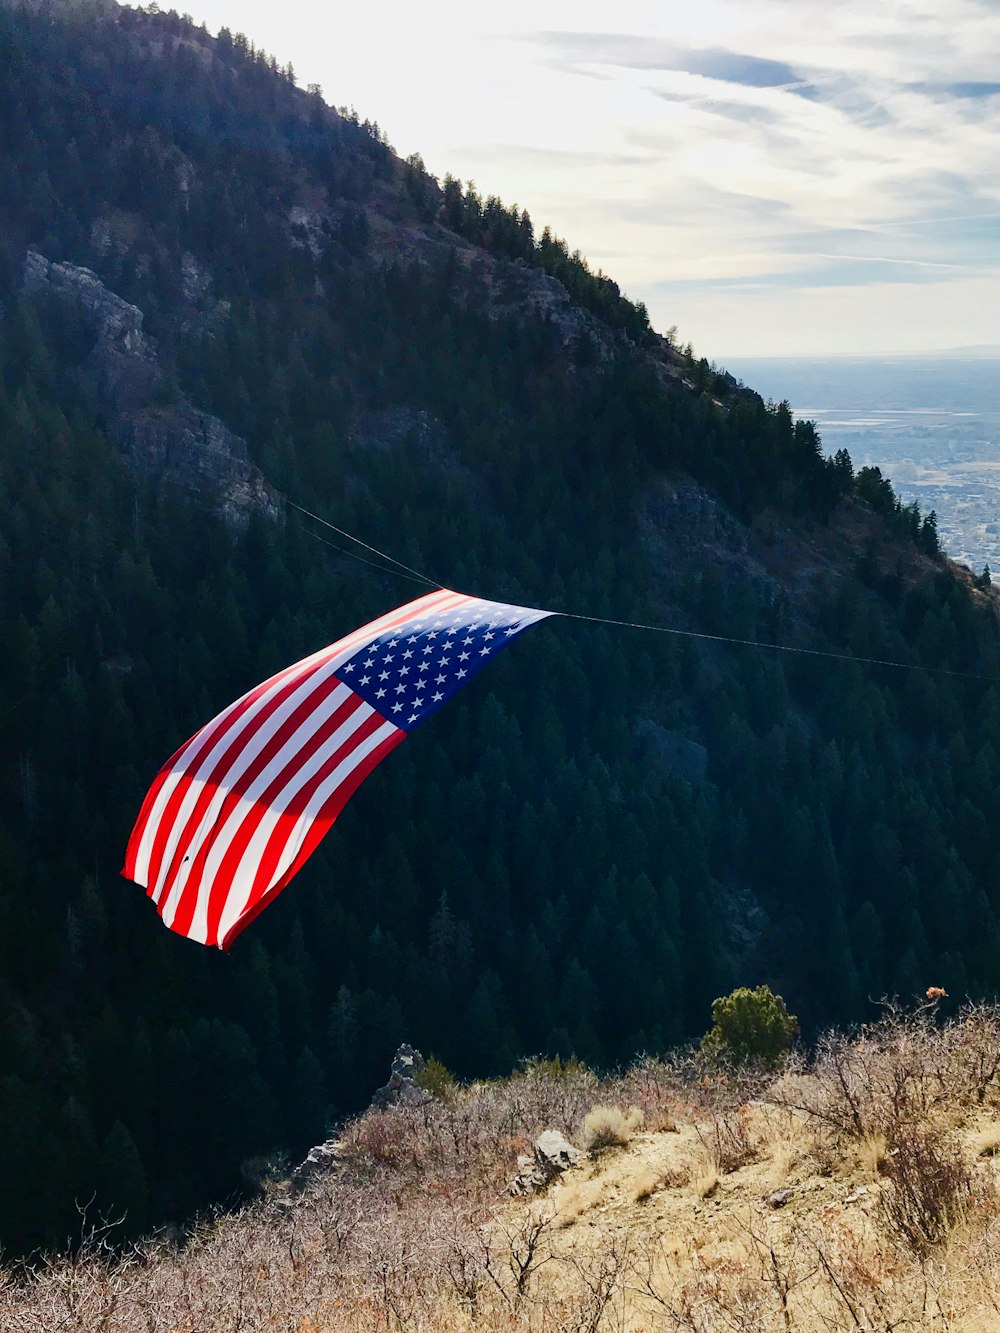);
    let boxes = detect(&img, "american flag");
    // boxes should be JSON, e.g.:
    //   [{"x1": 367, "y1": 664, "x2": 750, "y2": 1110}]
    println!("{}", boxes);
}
[{"x1": 122, "y1": 588, "x2": 551, "y2": 948}]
